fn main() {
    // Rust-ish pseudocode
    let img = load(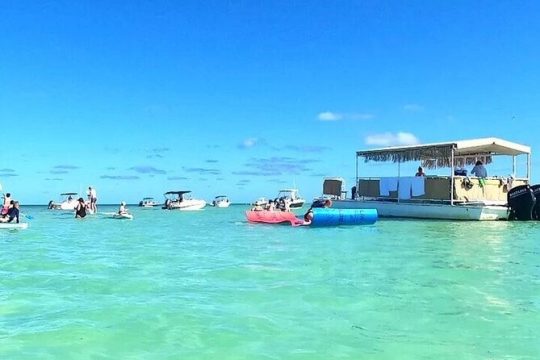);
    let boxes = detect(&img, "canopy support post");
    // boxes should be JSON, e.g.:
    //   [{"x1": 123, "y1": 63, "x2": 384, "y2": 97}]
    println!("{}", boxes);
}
[
  {"x1": 450, "y1": 148, "x2": 455, "y2": 206},
  {"x1": 355, "y1": 154, "x2": 359, "y2": 193},
  {"x1": 527, "y1": 153, "x2": 531, "y2": 182},
  {"x1": 397, "y1": 159, "x2": 401, "y2": 204}
]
